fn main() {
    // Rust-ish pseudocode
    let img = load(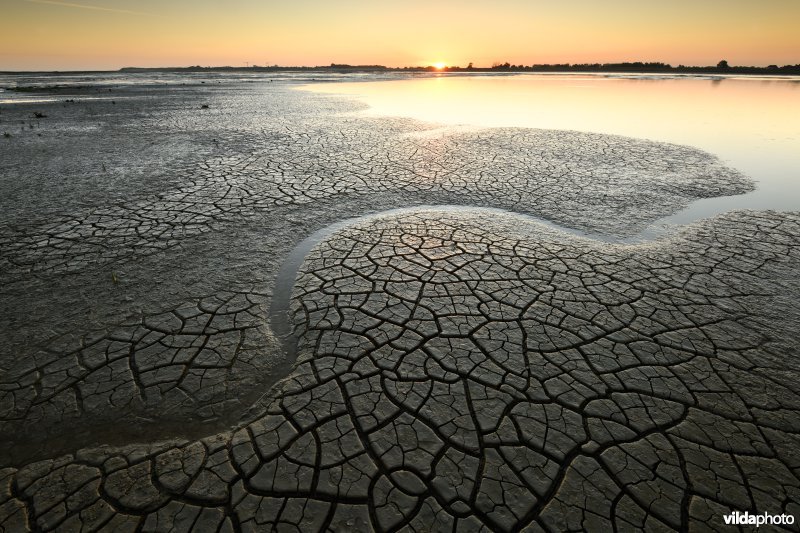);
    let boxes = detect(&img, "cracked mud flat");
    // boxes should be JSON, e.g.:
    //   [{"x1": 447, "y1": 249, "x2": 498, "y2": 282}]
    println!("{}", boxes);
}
[{"x1": 0, "y1": 78, "x2": 798, "y2": 531}]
